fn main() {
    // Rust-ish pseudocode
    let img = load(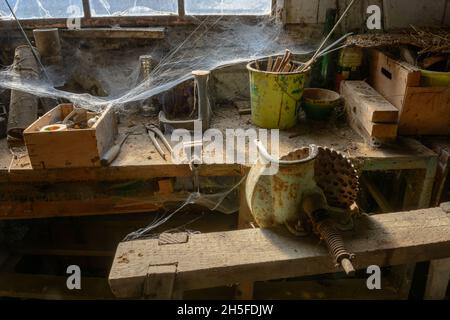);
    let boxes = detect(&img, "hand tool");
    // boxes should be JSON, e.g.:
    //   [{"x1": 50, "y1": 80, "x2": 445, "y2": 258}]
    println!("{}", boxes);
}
[
  {"x1": 148, "y1": 130, "x2": 166, "y2": 160},
  {"x1": 100, "y1": 133, "x2": 130, "y2": 166},
  {"x1": 147, "y1": 124, "x2": 174, "y2": 155}
]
